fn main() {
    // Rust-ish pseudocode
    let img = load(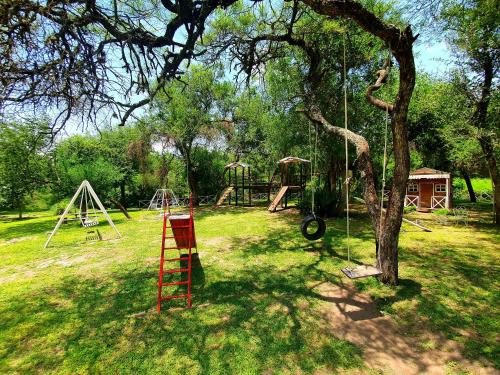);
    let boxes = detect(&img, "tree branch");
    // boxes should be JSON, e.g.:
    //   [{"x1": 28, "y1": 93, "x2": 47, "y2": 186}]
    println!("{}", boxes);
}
[{"x1": 366, "y1": 57, "x2": 394, "y2": 112}]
